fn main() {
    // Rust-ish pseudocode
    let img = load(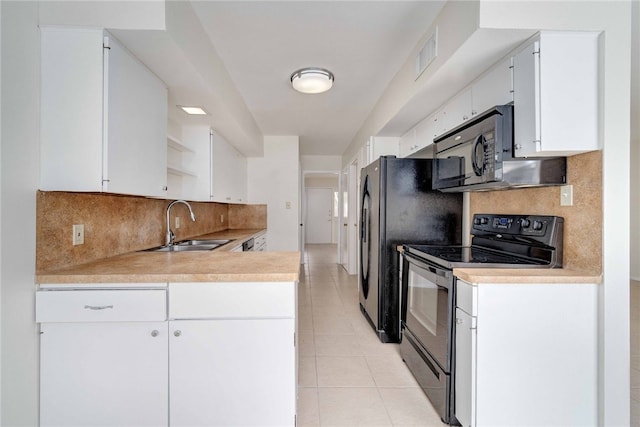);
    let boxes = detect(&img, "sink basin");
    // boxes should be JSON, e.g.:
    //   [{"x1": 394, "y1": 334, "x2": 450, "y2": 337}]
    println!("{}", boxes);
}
[
  {"x1": 143, "y1": 244, "x2": 220, "y2": 252},
  {"x1": 176, "y1": 239, "x2": 233, "y2": 246},
  {"x1": 141, "y1": 238, "x2": 233, "y2": 252}
]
